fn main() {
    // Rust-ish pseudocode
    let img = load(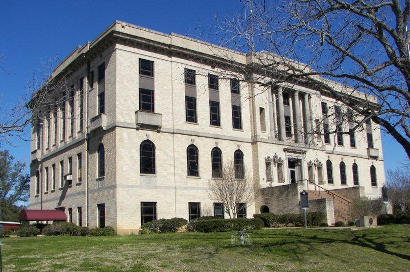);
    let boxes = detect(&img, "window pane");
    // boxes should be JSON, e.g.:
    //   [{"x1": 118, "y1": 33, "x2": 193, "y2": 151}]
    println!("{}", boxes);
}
[
  {"x1": 340, "y1": 162, "x2": 346, "y2": 185},
  {"x1": 234, "y1": 150, "x2": 244, "y2": 179},
  {"x1": 232, "y1": 105, "x2": 242, "y2": 129},
  {"x1": 140, "y1": 140, "x2": 155, "y2": 174},
  {"x1": 208, "y1": 74, "x2": 219, "y2": 90},
  {"x1": 209, "y1": 101, "x2": 220, "y2": 126},
  {"x1": 189, "y1": 202, "x2": 201, "y2": 221},
  {"x1": 185, "y1": 96, "x2": 197, "y2": 123},
  {"x1": 211, "y1": 148, "x2": 222, "y2": 178},
  {"x1": 98, "y1": 144, "x2": 105, "y2": 177},
  {"x1": 98, "y1": 63, "x2": 105, "y2": 82},
  {"x1": 185, "y1": 69, "x2": 196, "y2": 85},
  {"x1": 231, "y1": 79, "x2": 239, "y2": 94},
  {"x1": 139, "y1": 59, "x2": 154, "y2": 77},
  {"x1": 98, "y1": 92, "x2": 105, "y2": 114},
  {"x1": 139, "y1": 88, "x2": 154, "y2": 112},
  {"x1": 214, "y1": 203, "x2": 224, "y2": 218},
  {"x1": 187, "y1": 145, "x2": 199, "y2": 176},
  {"x1": 237, "y1": 203, "x2": 246, "y2": 218},
  {"x1": 141, "y1": 202, "x2": 157, "y2": 225},
  {"x1": 327, "y1": 160, "x2": 333, "y2": 184}
]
